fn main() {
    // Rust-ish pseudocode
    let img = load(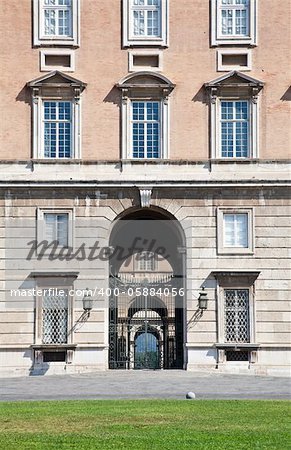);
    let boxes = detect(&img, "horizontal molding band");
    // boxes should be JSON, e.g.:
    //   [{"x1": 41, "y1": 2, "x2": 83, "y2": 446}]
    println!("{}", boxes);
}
[
  {"x1": 0, "y1": 159, "x2": 290, "y2": 165},
  {"x1": 0, "y1": 181, "x2": 290, "y2": 188}
]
